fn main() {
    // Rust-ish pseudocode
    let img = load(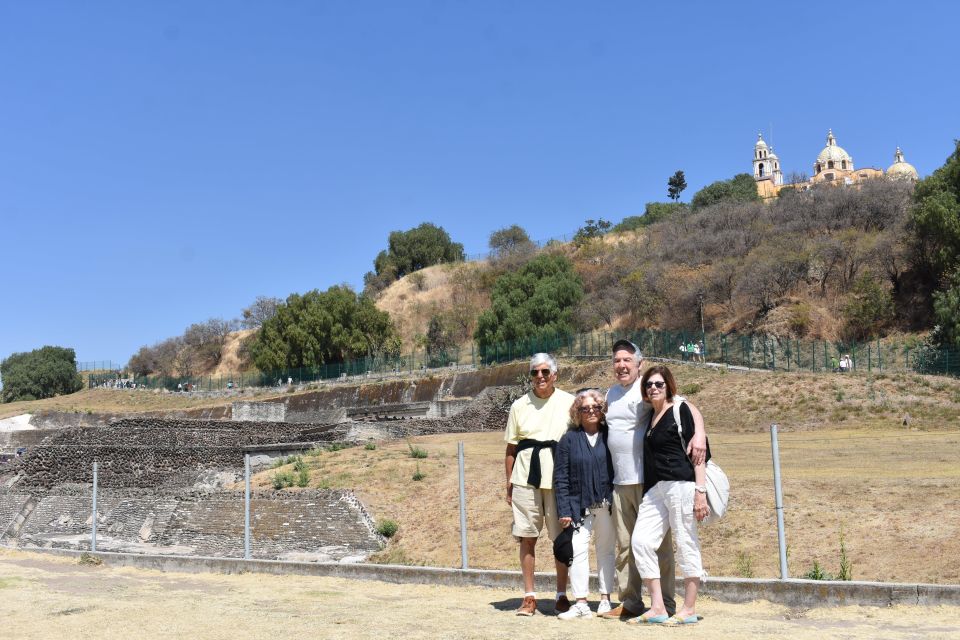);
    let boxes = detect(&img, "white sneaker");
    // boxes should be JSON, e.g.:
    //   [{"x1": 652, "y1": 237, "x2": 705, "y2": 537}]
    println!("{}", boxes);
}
[
  {"x1": 596, "y1": 599, "x2": 612, "y2": 615},
  {"x1": 557, "y1": 601, "x2": 592, "y2": 620}
]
